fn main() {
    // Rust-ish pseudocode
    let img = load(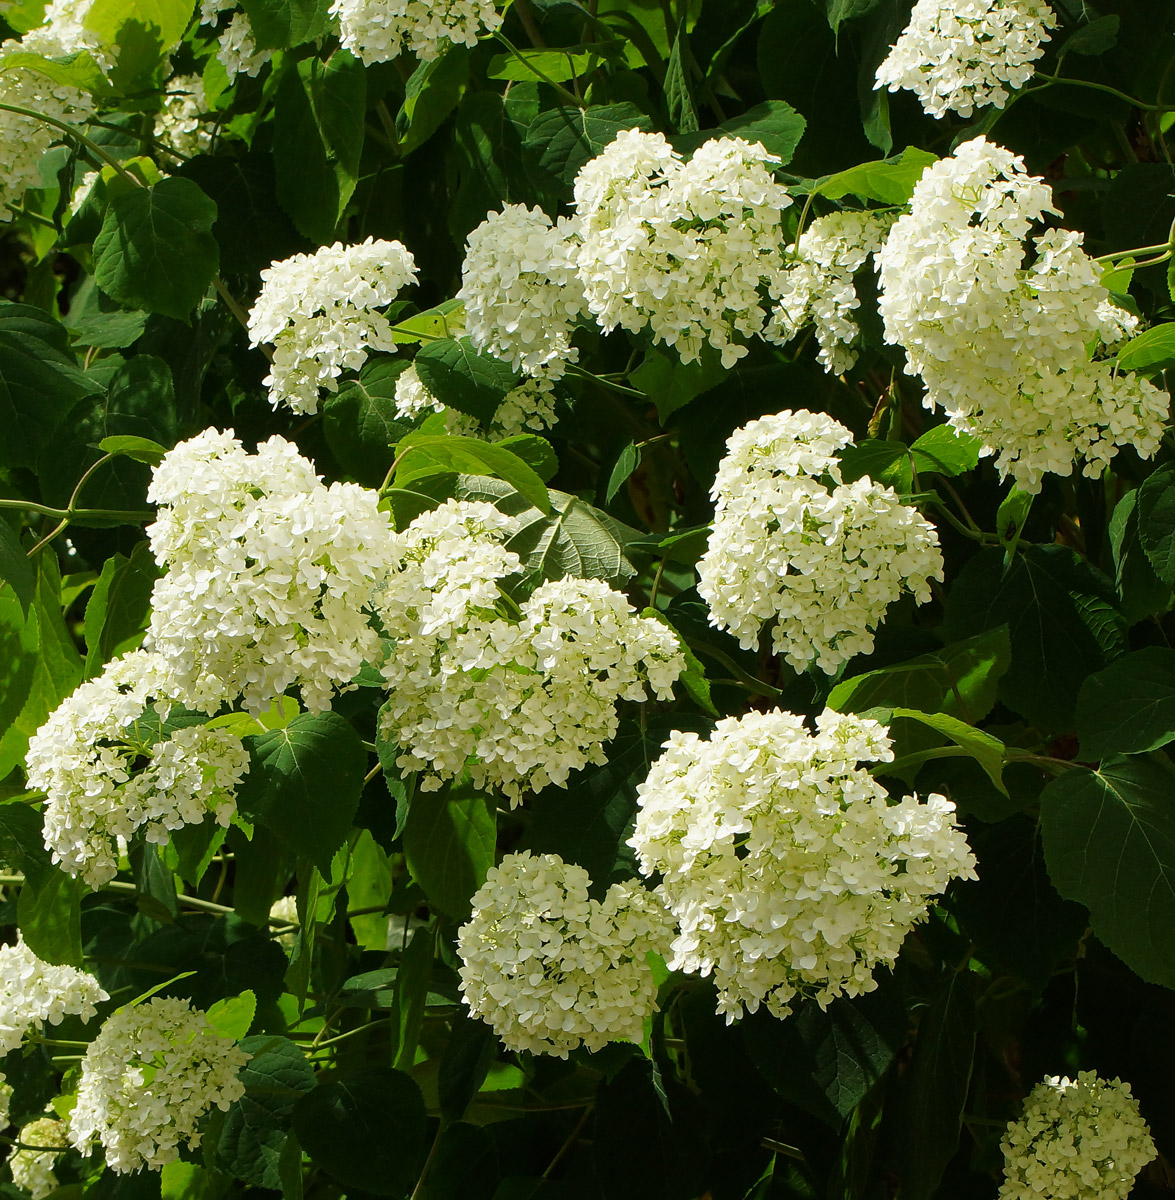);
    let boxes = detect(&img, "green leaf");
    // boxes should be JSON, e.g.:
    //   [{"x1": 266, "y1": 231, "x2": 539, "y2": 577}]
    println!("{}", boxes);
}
[
  {"x1": 83, "y1": 0, "x2": 192, "y2": 51},
  {"x1": 1137, "y1": 464, "x2": 1175, "y2": 584},
  {"x1": 93, "y1": 177, "x2": 219, "y2": 321},
  {"x1": 909, "y1": 425, "x2": 981, "y2": 477},
  {"x1": 487, "y1": 45, "x2": 611, "y2": 83},
  {"x1": 18, "y1": 864, "x2": 84, "y2": 966},
  {"x1": 239, "y1": 0, "x2": 332, "y2": 48},
  {"x1": 642, "y1": 608, "x2": 718, "y2": 717},
  {"x1": 495, "y1": 434, "x2": 559, "y2": 484},
  {"x1": 397, "y1": 45, "x2": 470, "y2": 156},
  {"x1": 414, "y1": 337, "x2": 521, "y2": 427},
  {"x1": 1110, "y1": 488, "x2": 1172, "y2": 624},
  {"x1": 816, "y1": 146, "x2": 937, "y2": 205},
  {"x1": 996, "y1": 487, "x2": 1033, "y2": 569},
  {"x1": 0, "y1": 520, "x2": 33, "y2": 615},
  {"x1": 1041, "y1": 756, "x2": 1175, "y2": 988},
  {"x1": 665, "y1": 27, "x2": 698, "y2": 135},
  {"x1": 83, "y1": 541, "x2": 159, "y2": 676},
  {"x1": 324, "y1": 359, "x2": 411, "y2": 487},
  {"x1": 1076, "y1": 647, "x2": 1175, "y2": 759},
  {"x1": 391, "y1": 925, "x2": 434, "y2": 1072},
  {"x1": 295, "y1": 1068, "x2": 427, "y2": 1196},
  {"x1": 1060, "y1": 13, "x2": 1120, "y2": 55},
  {"x1": 0, "y1": 592, "x2": 37, "y2": 737},
  {"x1": 887, "y1": 708, "x2": 1008, "y2": 794},
  {"x1": 606, "y1": 441, "x2": 640, "y2": 504},
  {"x1": 206, "y1": 990, "x2": 257, "y2": 1042},
  {"x1": 438, "y1": 1017, "x2": 497, "y2": 1125},
  {"x1": 524, "y1": 101, "x2": 654, "y2": 189},
  {"x1": 715, "y1": 99, "x2": 806, "y2": 165},
  {"x1": 837, "y1": 439, "x2": 912, "y2": 491},
  {"x1": 403, "y1": 779, "x2": 497, "y2": 920},
  {"x1": 390, "y1": 299, "x2": 466, "y2": 346},
  {"x1": 1117, "y1": 322, "x2": 1175, "y2": 374},
  {"x1": 0, "y1": 49, "x2": 108, "y2": 94},
  {"x1": 238, "y1": 712, "x2": 367, "y2": 875},
  {"x1": 97, "y1": 434, "x2": 168, "y2": 465},
  {"x1": 630, "y1": 346, "x2": 726, "y2": 423},
  {"x1": 826, "y1": 0, "x2": 883, "y2": 31},
  {"x1": 395, "y1": 433, "x2": 551, "y2": 515}
]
